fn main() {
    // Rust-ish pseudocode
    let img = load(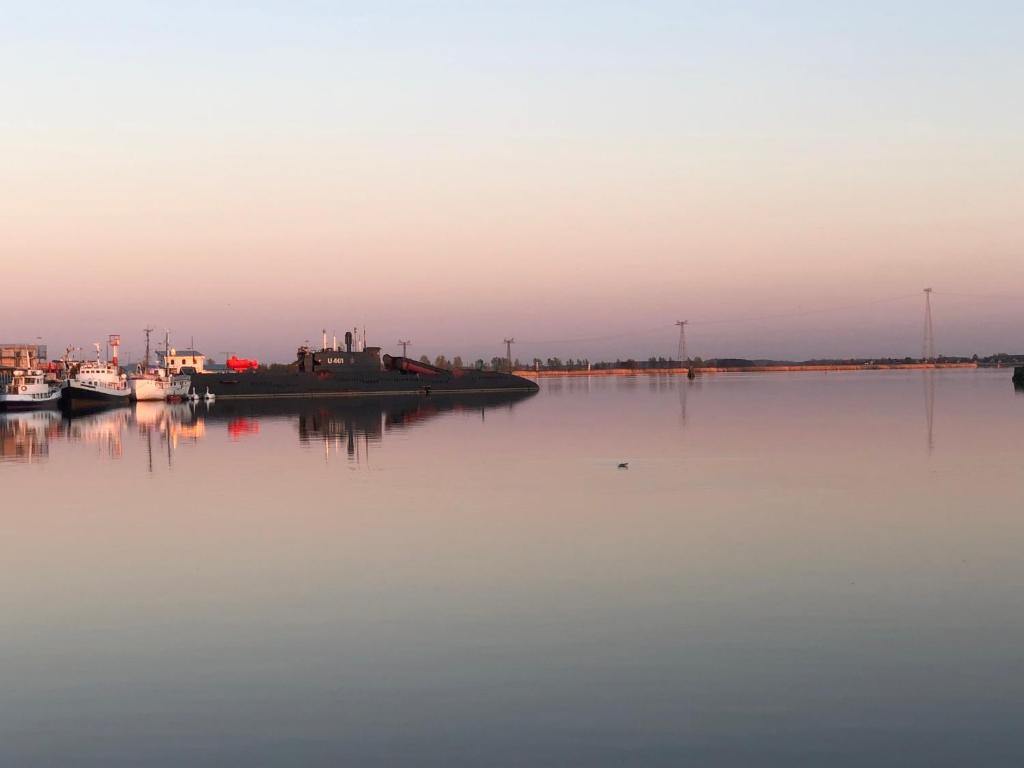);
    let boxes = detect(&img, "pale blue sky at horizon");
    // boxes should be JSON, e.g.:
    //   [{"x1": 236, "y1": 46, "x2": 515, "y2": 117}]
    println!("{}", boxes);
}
[{"x1": 2, "y1": 1, "x2": 1022, "y2": 362}]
